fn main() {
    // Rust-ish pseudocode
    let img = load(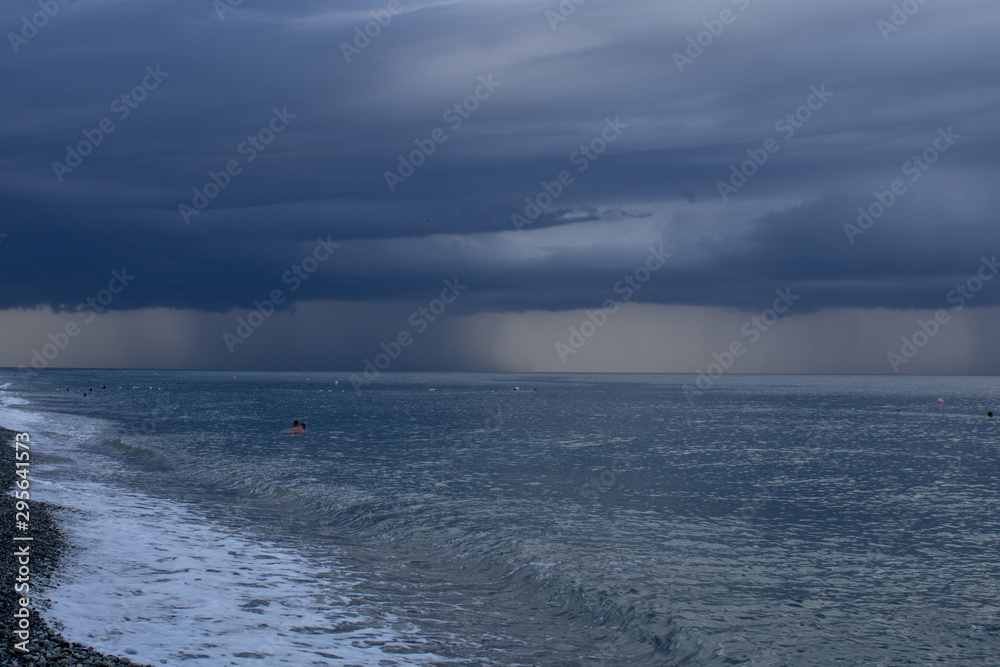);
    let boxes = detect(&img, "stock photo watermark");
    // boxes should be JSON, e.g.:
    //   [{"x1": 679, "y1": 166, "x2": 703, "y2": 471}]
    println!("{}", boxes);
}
[
  {"x1": 10, "y1": 431, "x2": 33, "y2": 652},
  {"x1": 7, "y1": 0, "x2": 72, "y2": 54},
  {"x1": 672, "y1": 0, "x2": 751, "y2": 73},
  {"x1": 512, "y1": 116, "x2": 628, "y2": 231},
  {"x1": 384, "y1": 75, "x2": 501, "y2": 192},
  {"x1": 682, "y1": 287, "x2": 799, "y2": 399},
  {"x1": 877, "y1": 0, "x2": 932, "y2": 40},
  {"x1": 139, "y1": 388, "x2": 180, "y2": 435},
  {"x1": 340, "y1": 0, "x2": 407, "y2": 63},
  {"x1": 579, "y1": 444, "x2": 637, "y2": 500},
  {"x1": 887, "y1": 254, "x2": 998, "y2": 372},
  {"x1": 222, "y1": 236, "x2": 340, "y2": 353},
  {"x1": 716, "y1": 84, "x2": 833, "y2": 202},
  {"x1": 844, "y1": 126, "x2": 959, "y2": 244},
  {"x1": 349, "y1": 278, "x2": 467, "y2": 391},
  {"x1": 555, "y1": 244, "x2": 672, "y2": 363},
  {"x1": 16, "y1": 268, "x2": 135, "y2": 380},
  {"x1": 179, "y1": 106, "x2": 295, "y2": 223},
  {"x1": 545, "y1": 0, "x2": 587, "y2": 31},
  {"x1": 214, "y1": 0, "x2": 243, "y2": 21},
  {"x1": 457, "y1": 393, "x2": 512, "y2": 466},
  {"x1": 51, "y1": 65, "x2": 170, "y2": 183}
]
